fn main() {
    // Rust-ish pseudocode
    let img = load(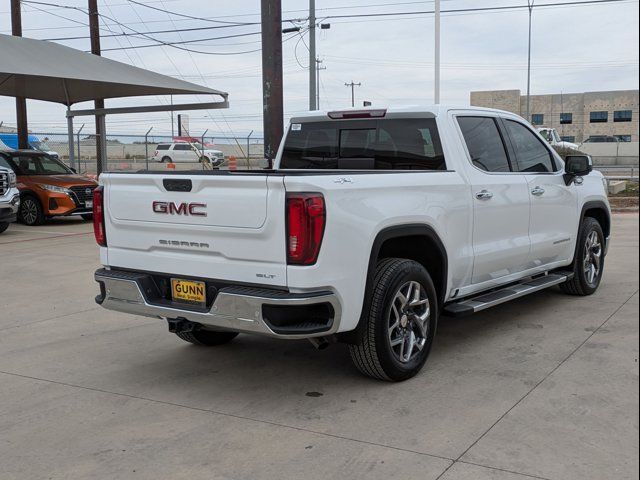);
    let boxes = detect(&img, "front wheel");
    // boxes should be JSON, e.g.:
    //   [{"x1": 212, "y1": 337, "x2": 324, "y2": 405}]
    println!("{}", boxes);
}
[
  {"x1": 81, "y1": 214, "x2": 93, "y2": 221},
  {"x1": 349, "y1": 258, "x2": 438, "y2": 381},
  {"x1": 19, "y1": 196, "x2": 45, "y2": 226},
  {"x1": 0, "y1": 222, "x2": 9, "y2": 234},
  {"x1": 175, "y1": 329, "x2": 239, "y2": 346},
  {"x1": 560, "y1": 217, "x2": 605, "y2": 296}
]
